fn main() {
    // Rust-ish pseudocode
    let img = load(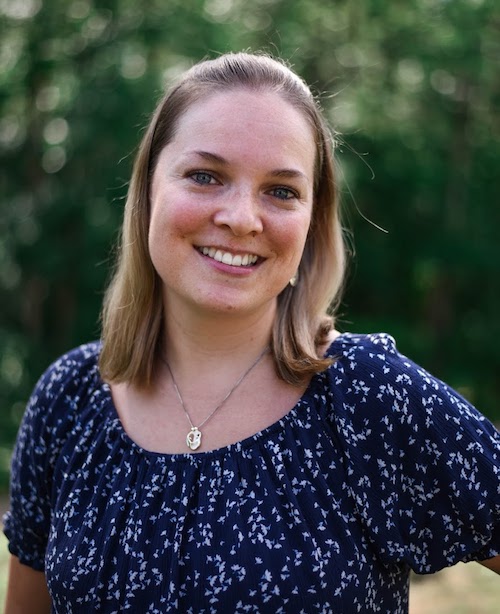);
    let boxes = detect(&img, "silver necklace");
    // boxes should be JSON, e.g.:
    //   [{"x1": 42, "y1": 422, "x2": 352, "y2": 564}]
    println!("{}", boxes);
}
[{"x1": 163, "y1": 347, "x2": 269, "y2": 451}]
